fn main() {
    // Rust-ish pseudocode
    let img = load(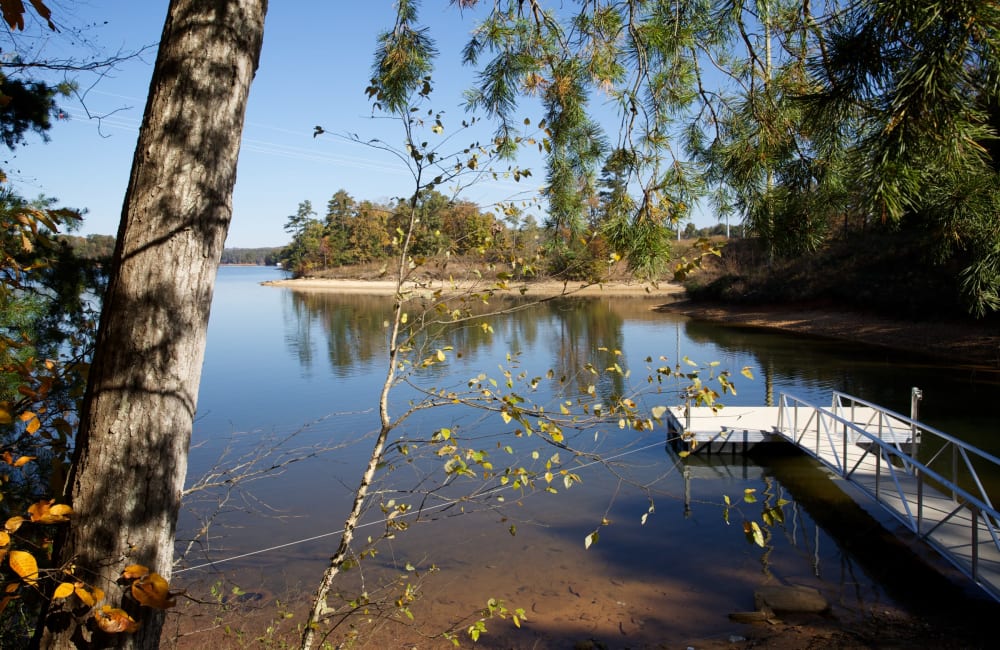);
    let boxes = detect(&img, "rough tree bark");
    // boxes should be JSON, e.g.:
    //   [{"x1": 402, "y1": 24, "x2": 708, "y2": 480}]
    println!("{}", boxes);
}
[{"x1": 37, "y1": 1, "x2": 267, "y2": 648}]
